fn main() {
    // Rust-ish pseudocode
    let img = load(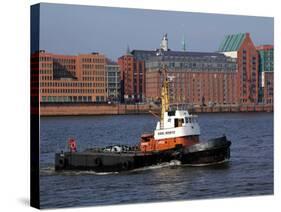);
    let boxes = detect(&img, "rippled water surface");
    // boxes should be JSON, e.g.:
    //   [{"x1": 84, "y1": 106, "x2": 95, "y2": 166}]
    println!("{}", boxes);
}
[{"x1": 40, "y1": 113, "x2": 273, "y2": 208}]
